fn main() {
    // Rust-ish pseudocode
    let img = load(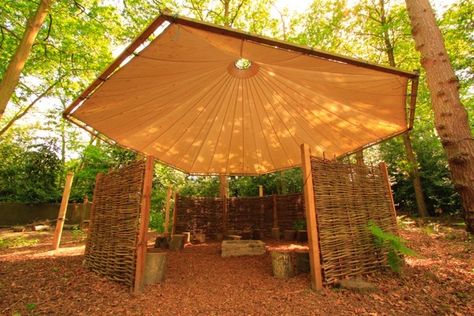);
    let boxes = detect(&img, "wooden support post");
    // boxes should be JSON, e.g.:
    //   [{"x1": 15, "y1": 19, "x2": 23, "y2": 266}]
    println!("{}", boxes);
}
[
  {"x1": 172, "y1": 192, "x2": 178, "y2": 235},
  {"x1": 379, "y1": 162, "x2": 398, "y2": 229},
  {"x1": 258, "y1": 185, "x2": 264, "y2": 231},
  {"x1": 300, "y1": 144, "x2": 323, "y2": 290},
  {"x1": 219, "y1": 175, "x2": 228, "y2": 198},
  {"x1": 134, "y1": 156, "x2": 154, "y2": 294},
  {"x1": 258, "y1": 185, "x2": 263, "y2": 197},
  {"x1": 163, "y1": 186, "x2": 173, "y2": 236},
  {"x1": 52, "y1": 172, "x2": 74, "y2": 250},
  {"x1": 80, "y1": 194, "x2": 88, "y2": 229},
  {"x1": 220, "y1": 175, "x2": 229, "y2": 234}
]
